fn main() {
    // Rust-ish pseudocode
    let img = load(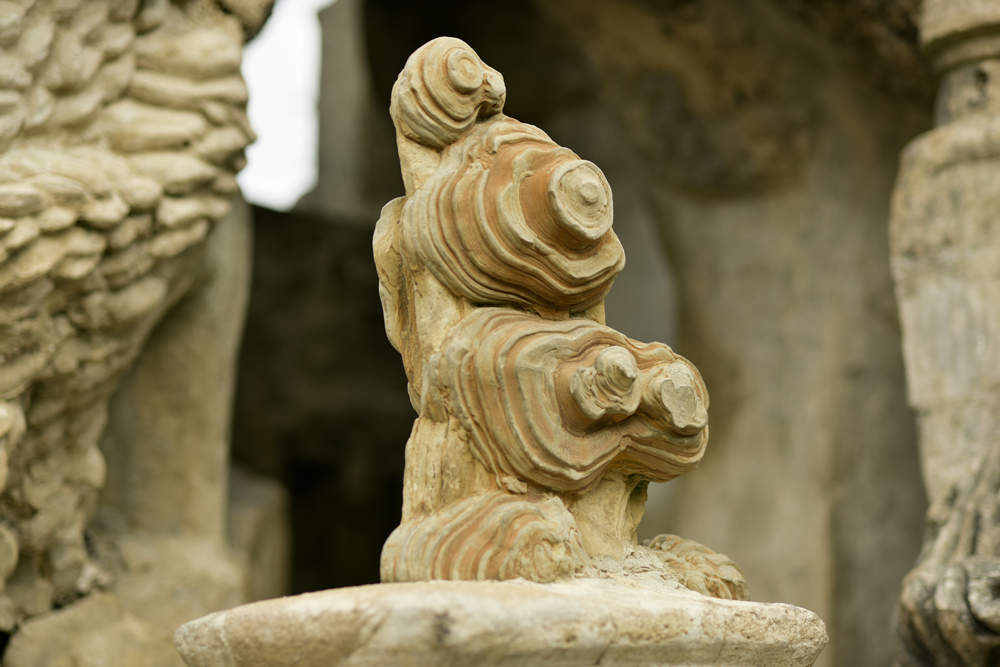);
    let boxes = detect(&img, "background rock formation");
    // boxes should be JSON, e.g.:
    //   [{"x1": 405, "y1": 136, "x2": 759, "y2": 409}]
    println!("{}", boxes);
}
[{"x1": 0, "y1": 0, "x2": 283, "y2": 663}]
